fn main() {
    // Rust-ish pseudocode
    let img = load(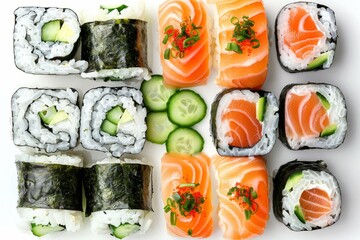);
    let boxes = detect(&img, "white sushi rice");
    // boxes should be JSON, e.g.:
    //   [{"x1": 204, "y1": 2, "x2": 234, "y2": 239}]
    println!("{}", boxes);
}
[
  {"x1": 11, "y1": 88, "x2": 80, "y2": 153},
  {"x1": 81, "y1": 68, "x2": 151, "y2": 81},
  {"x1": 16, "y1": 154, "x2": 83, "y2": 233},
  {"x1": 276, "y1": 2, "x2": 337, "y2": 71},
  {"x1": 216, "y1": 89, "x2": 279, "y2": 156},
  {"x1": 80, "y1": 87, "x2": 147, "y2": 157},
  {"x1": 13, "y1": 7, "x2": 88, "y2": 74},
  {"x1": 285, "y1": 84, "x2": 347, "y2": 150},
  {"x1": 282, "y1": 169, "x2": 341, "y2": 231}
]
